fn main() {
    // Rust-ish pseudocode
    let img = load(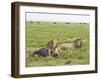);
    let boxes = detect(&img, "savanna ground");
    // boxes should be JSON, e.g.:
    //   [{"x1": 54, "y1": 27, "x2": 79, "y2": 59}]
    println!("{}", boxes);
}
[{"x1": 26, "y1": 22, "x2": 89, "y2": 67}]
